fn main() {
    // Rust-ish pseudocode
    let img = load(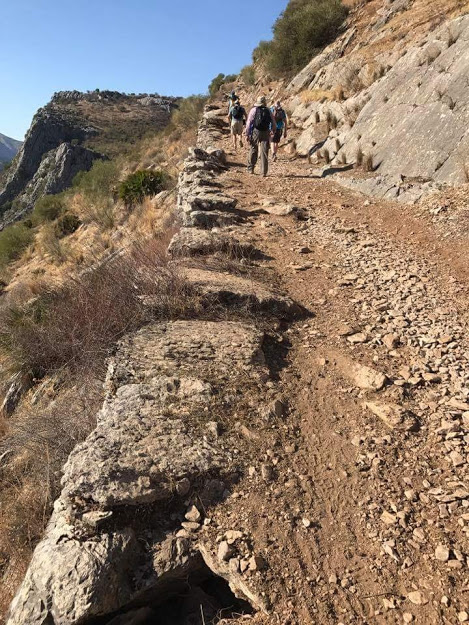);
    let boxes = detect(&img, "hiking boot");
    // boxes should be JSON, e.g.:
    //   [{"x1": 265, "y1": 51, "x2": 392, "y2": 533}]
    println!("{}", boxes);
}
[
  {"x1": 272, "y1": 154, "x2": 277, "y2": 162},
  {"x1": 247, "y1": 167, "x2": 254, "y2": 174},
  {"x1": 240, "y1": 139, "x2": 244, "y2": 147}
]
